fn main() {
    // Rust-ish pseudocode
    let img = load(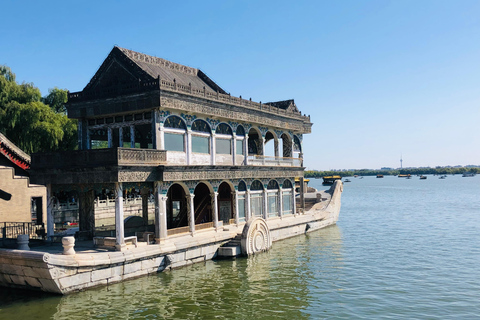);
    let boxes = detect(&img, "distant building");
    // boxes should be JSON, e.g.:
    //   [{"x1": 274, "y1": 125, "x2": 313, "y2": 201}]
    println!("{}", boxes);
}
[{"x1": 0, "y1": 133, "x2": 46, "y2": 226}]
